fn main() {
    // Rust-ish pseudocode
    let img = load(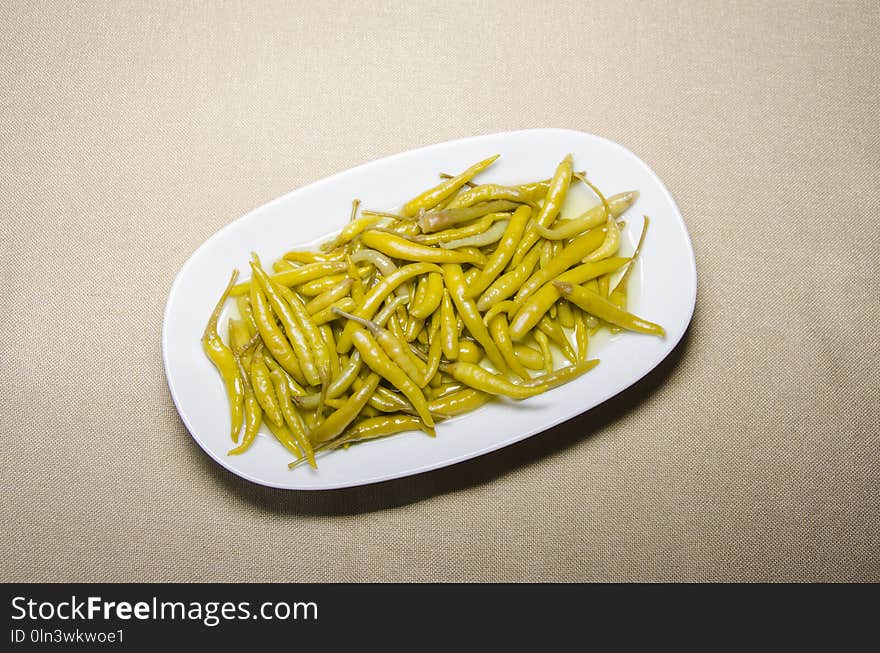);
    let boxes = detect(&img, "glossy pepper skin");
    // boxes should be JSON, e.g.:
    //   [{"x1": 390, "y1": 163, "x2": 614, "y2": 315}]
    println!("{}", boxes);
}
[
  {"x1": 488, "y1": 314, "x2": 530, "y2": 381},
  {"x1": 468, "y1": 205, "x2": 531, "y2": 299},
  {"x1": 336, "y1": 262, "x2": 441, "y2": 353},
  {"x1": 341, "y1": 414, "x2": 435, "y2": 443},
  {"x1": 512, "y1": 224, "x2": 608, "y2": 307},
  {"x1": 309, "y1": 373, "x2": 381, "y2": 444},
  {"x1": 409, "y1": 272, "x2": 444, "y2": 319},
  {"x1": 510, "y1": 154, "x2": 573, "y2": 266},
  {"x1": 443, "y1": 264, "x2": 510, "y2": 375},
  {"x1": 248, "y1": 345, "x2": 284, "y2": 427},
  {"x1": 250, "y1": 276, "x2": 306, "y2": 385},
  {"x1": 427, "y1": 388, "x2": 491, "y2": 418},
  {"x1": 476, "y1": 245, "x2": 541, "y2": 312},
  {"x1": 609, "y1": 216, "x2": 650, "y2": 334},
  {"x1": 361, "y1": 230, "x2": 485, "y2": 266},
  {"x1": 230, "y1": 261, "x2": 347, "y2": 297},
  {"x1": 251, "y1": 257, "x2": 321, "y2": 387},
  {"x1": 290, "y1": 413, "x2": 436, "y2": 469},
  {"x1": 412, "y1": 212, "x2": 509, "y2": 246},
  {"x1": 202, "y1": 270, "x2": 244, "y2": 442},
  {"x1": 418, "y1": 200, "x2": 519, "y2": 233},
  {"x1": 522, "y1": 358, "x2": 600, "y2": 389},
  {"x1": 536, "y1": 190, "x2": 637, "y2": 240},
  {"x1": 349, "y1": 326, "x2": 435, "y2": 428},
  {"x1": 227, "y1": 319, "x2": 261, "y2": 452},
  {"x1": 446, "y1": 182, "x2": 545, "y2": 209},
  {"x1": 269, "y1": 364, "x2": 316, "y2": 468},
  {"x1": 537, "y1": 315, "x2": 577, "y2": 363},
  {"x1": 333, "y1": 308, "x2": 424, "y2": 385},
  {"x1": 420, "y1": 312, "x2": 443, "y2": 387},
  {"x1": 402, "y1": 154, "x2": 499, "y2": 218},
  {"x1": 554, "y1": 281, "x2": 665, "y2": 336},
  {"x1": 439, "y1": 362, "x2": 546, "y2": 399},
  {"x1": 508, "y1": 257, "x2": 629, "y2": 341}
]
